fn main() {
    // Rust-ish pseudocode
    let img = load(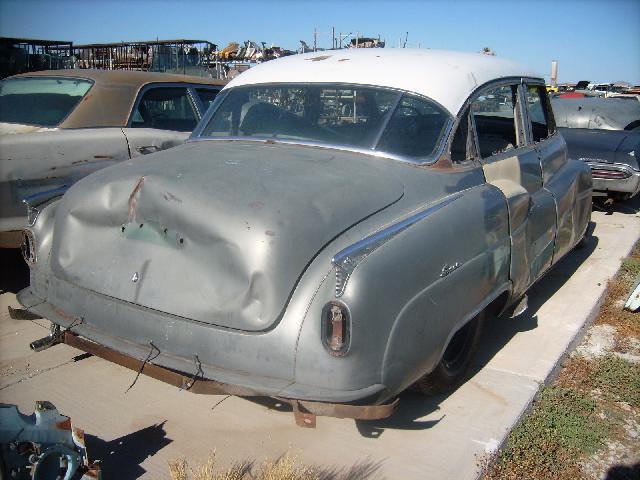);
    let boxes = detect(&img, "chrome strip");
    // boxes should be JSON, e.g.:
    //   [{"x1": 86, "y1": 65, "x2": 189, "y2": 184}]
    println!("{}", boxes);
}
[
  {"x1": 584, "y1": 161, "x2": 638, "y2": 174},
  {"x1": 331, "y1": 193, "x2": 463, "y2": 297},
  {"x1": 22, "y1": 186, "x2": 68, "y2": 208},
  {"x1": 22, "y1": 186, "x2": 68, "y2": 226}
]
